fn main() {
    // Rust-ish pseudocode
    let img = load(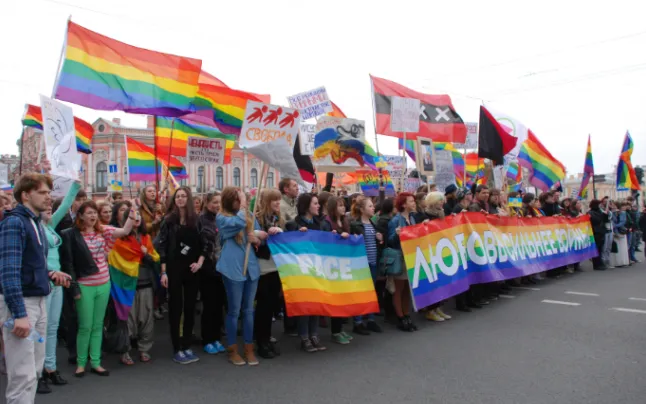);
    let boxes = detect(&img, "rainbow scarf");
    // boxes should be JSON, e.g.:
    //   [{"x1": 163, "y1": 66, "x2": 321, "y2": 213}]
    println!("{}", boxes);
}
[{"x1": 108, "y1": 234, "x2": 159, "y2": 321}]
